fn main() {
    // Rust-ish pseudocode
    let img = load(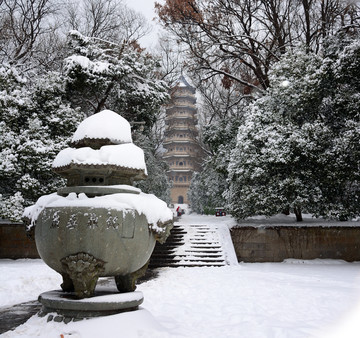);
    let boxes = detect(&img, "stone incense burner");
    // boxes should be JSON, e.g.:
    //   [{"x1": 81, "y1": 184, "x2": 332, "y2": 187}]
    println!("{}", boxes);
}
[{"x1": 26, "y1": 110, "x2": 173, "y2": 299}]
